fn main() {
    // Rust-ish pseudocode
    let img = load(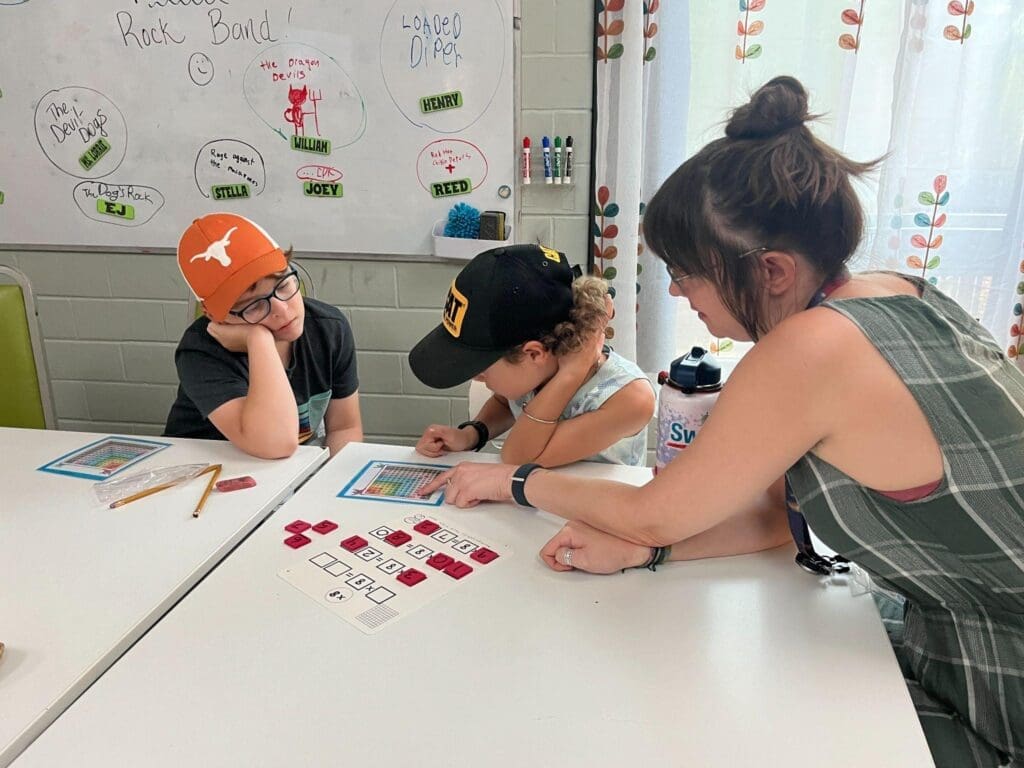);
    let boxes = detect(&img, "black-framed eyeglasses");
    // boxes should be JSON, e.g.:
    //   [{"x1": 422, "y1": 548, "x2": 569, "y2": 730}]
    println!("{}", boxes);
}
[
  {"x1": 664, "y1": 247, "x2": 770, "y2": 288},
  {"x1": 228, "y1": 269, "x2": 300, "y2": 324}
]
